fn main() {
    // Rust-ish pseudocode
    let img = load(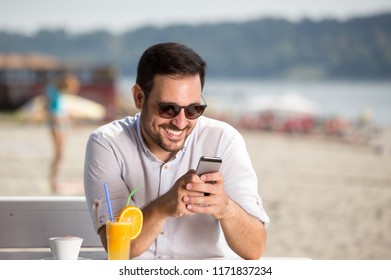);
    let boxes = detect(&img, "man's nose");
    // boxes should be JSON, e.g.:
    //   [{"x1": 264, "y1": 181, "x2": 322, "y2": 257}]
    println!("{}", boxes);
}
[{"x1": 171, "y1": 109, "x2": 188, "y2": 129}]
